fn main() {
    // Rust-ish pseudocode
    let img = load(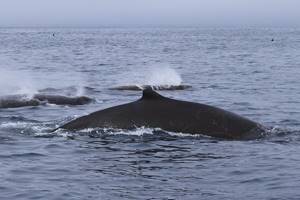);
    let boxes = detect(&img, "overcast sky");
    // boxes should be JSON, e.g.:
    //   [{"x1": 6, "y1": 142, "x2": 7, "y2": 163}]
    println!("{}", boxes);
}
[{"x1": 0, "y1": 0, "x2": 299, "y2": 27}]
